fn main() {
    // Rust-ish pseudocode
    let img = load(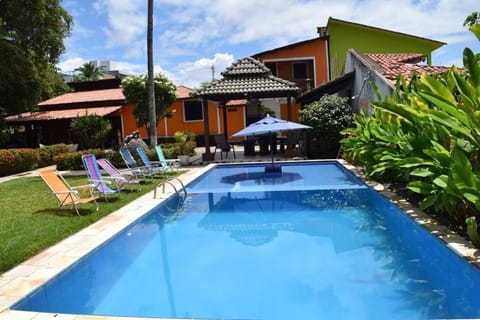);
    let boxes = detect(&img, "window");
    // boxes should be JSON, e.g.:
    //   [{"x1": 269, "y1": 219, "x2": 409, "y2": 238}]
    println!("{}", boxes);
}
[
  {"x1": 265, "y1": 62, "x2": 277, "y2": 76},
  {"x1": 293, "y1": 62, "x2": 308, "y2": 79},
  {"x1": 183, "y1": 100, "x2": 203, "y2": 121}
]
